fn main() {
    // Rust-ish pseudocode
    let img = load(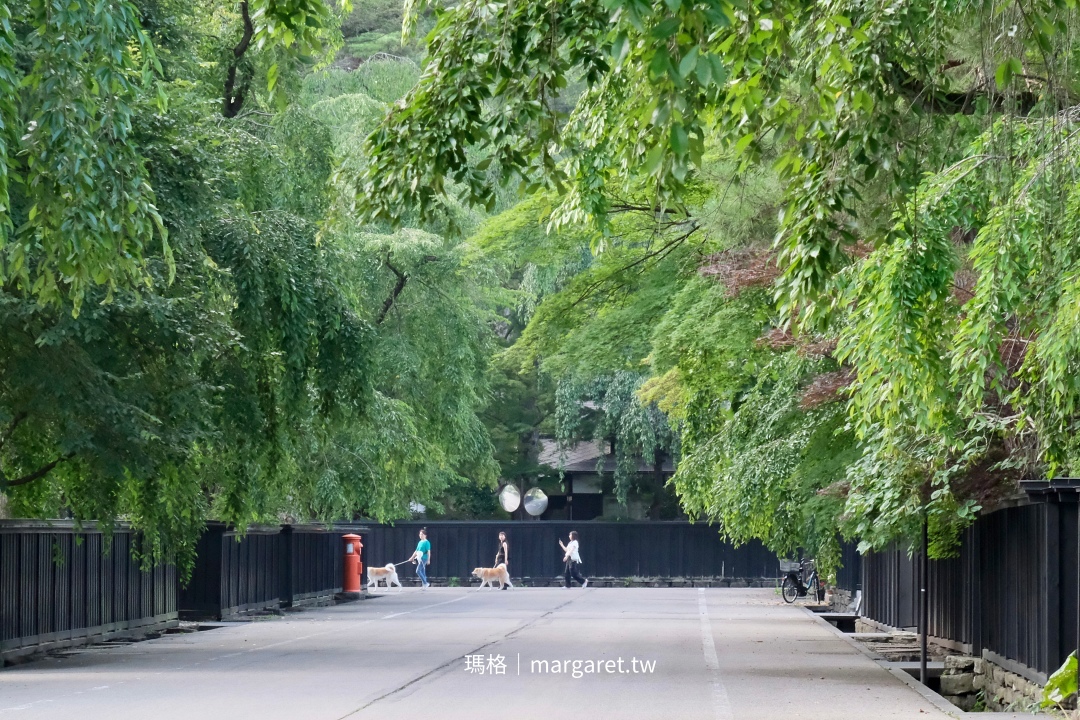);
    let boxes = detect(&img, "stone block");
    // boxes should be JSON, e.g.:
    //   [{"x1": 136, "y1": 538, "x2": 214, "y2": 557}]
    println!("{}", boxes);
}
[
  {"x1": 992, "y1": 666, "x2": 1006, "y2": 685},
  {"x1": 973, "y1": 674, "x2": 986, "y2": 691},
  {"x1": 940, "y1": 673, "x2": 975, "y2": 696},
  {"x1": 944, "y1": 655, "x2": 976, "y2": 672},
  {"x1": 855, "y1": 619, "x2": 876, "y2": 634},
  {"x1": 972, "y1": 658, "x2": 983, "y2": 675},
  {"x1": 944, "y1": 694, "x2": 978, "y2": 712}
]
